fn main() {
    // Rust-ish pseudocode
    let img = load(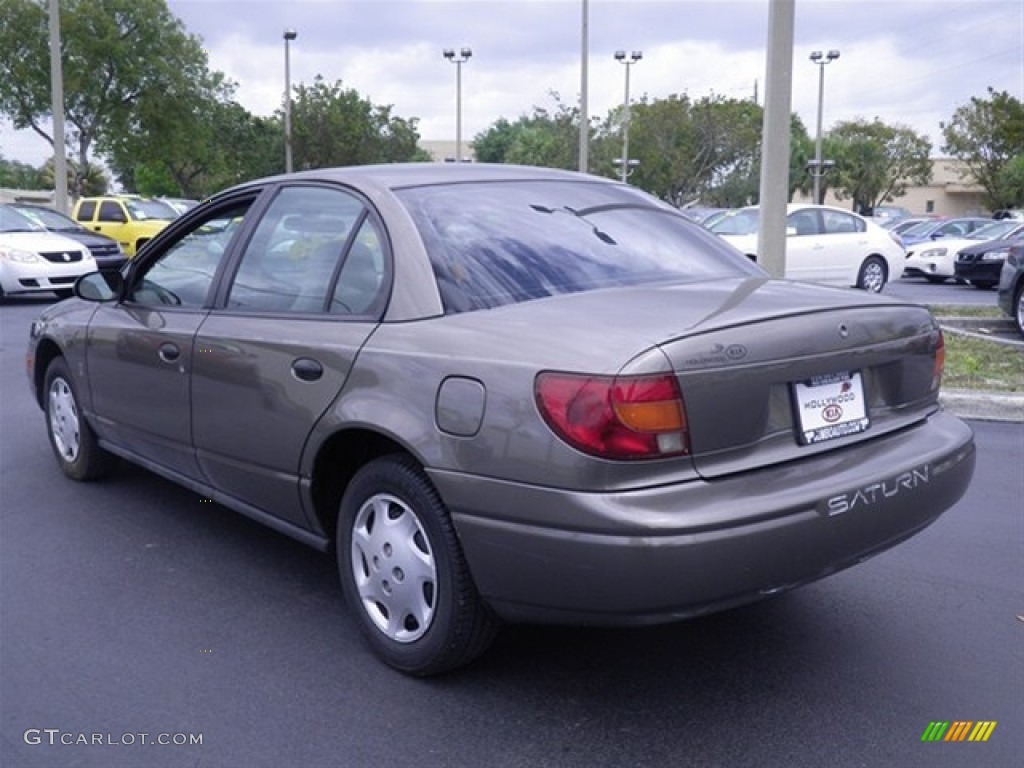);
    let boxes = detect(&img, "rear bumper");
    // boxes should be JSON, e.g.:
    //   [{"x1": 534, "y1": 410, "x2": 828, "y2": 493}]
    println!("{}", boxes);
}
[{"x1": 432, "y1": 411, "x2": 975, "y2": 625}]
